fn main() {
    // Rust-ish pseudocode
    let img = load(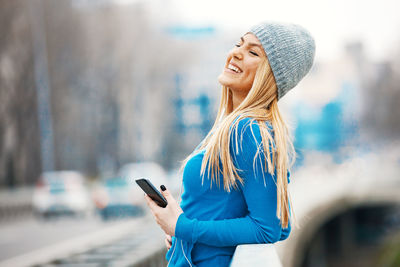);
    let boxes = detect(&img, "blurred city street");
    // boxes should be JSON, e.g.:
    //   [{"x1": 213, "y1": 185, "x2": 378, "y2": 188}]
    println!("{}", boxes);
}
[
  {"x1": 0, "y1": 215, "x2": 122, "y2": 261},
  {"x1": 1, "y1": 0, "x2": 400, "y2": 266}
]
